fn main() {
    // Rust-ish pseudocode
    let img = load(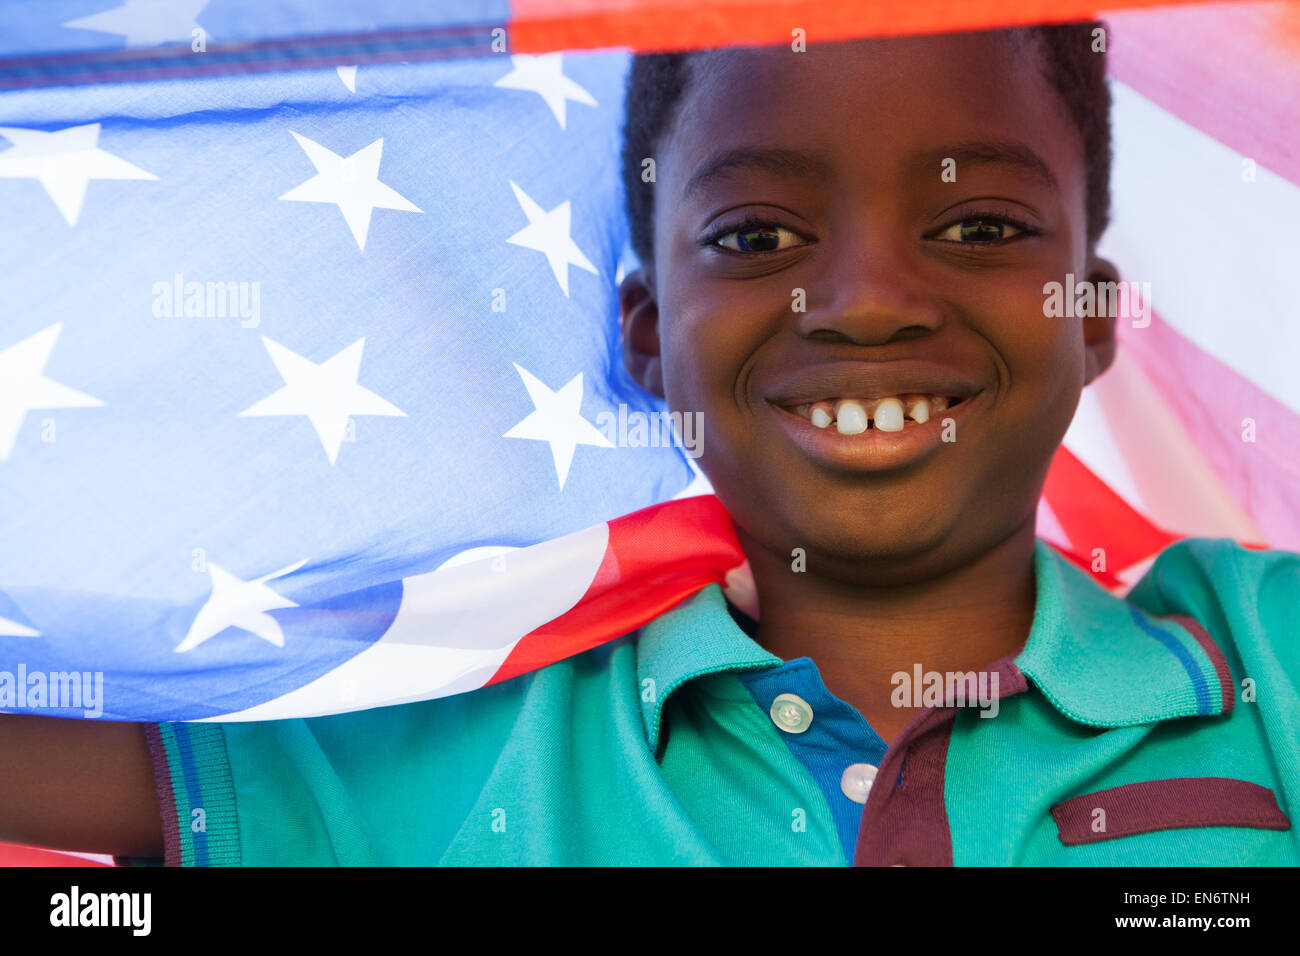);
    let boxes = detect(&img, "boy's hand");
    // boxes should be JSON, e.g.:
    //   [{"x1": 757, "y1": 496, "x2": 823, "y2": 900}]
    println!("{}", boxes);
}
[{"x1": 0, "y1": 715, "x2": 163, "y2": 858}]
